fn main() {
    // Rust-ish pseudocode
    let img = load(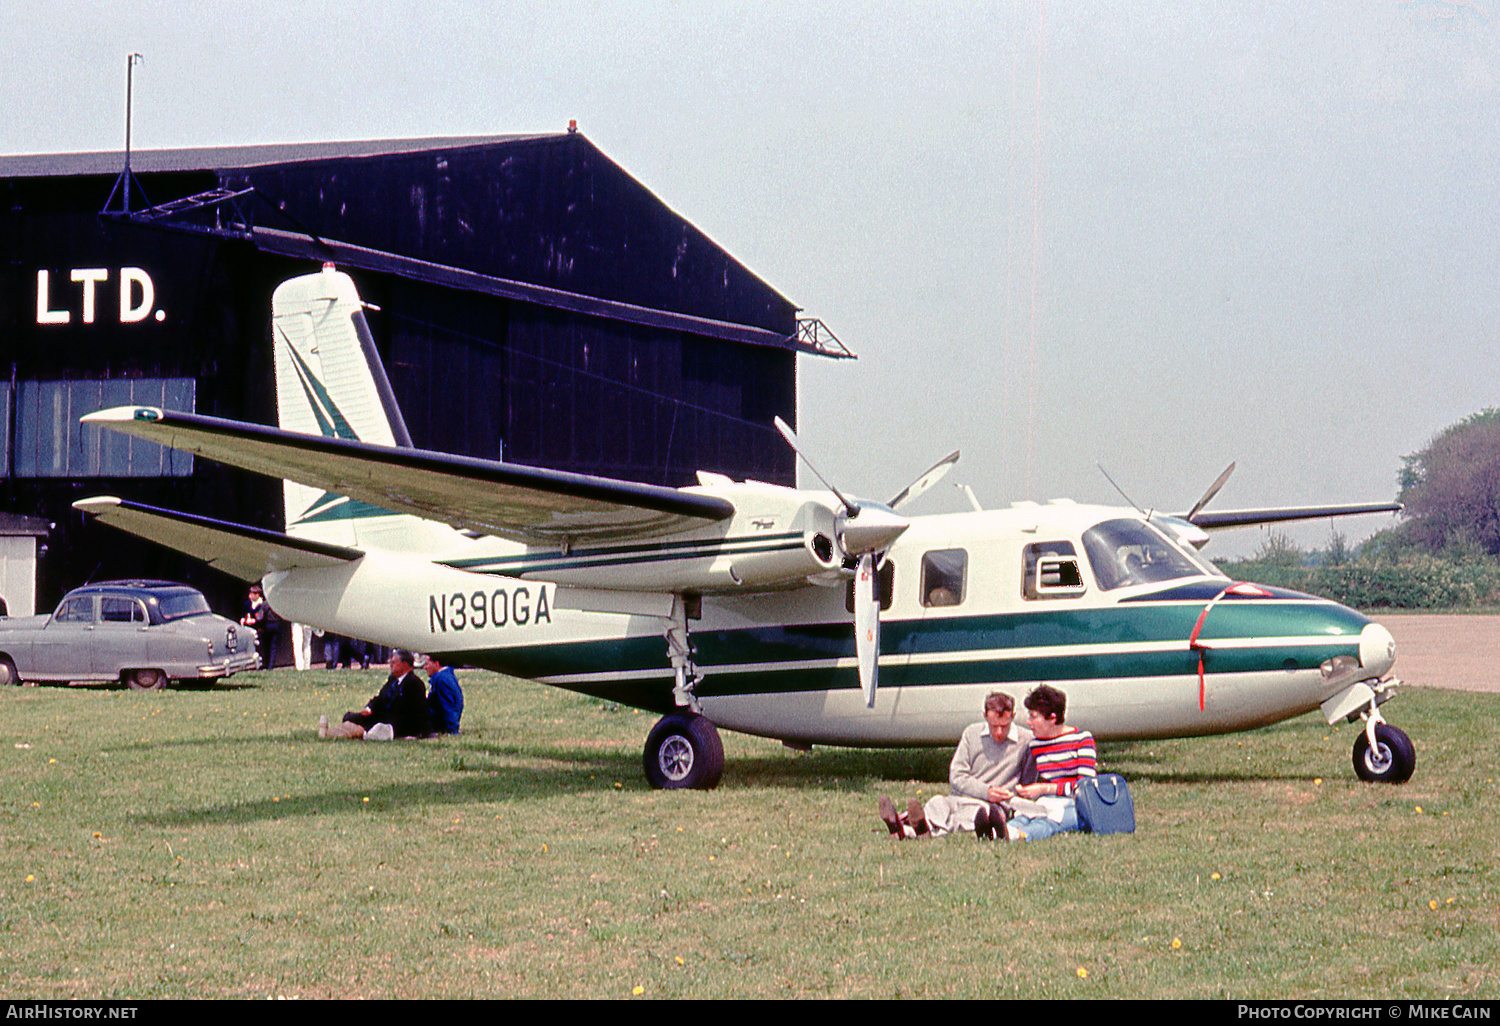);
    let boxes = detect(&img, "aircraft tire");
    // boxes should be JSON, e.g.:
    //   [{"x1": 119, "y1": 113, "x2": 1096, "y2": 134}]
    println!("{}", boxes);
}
[
  {"x1": 127, "y1": 668, "x2": 169, "y2": 692},
  {"x1": 1352, "y1": 724, "x2": 1415, "y2": 784},
  {"x1": 643, "y1": 713, "x2": 725, "y2": 790}
]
